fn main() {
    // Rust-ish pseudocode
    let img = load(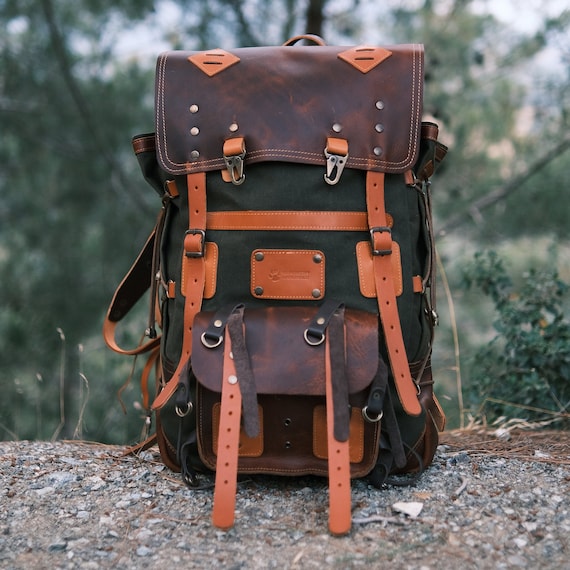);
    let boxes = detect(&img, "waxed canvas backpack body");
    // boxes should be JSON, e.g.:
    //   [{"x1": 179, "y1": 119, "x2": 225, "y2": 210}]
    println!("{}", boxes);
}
[{"x1": 104, "y1": 34, "x2": 447, "y2": 535}]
